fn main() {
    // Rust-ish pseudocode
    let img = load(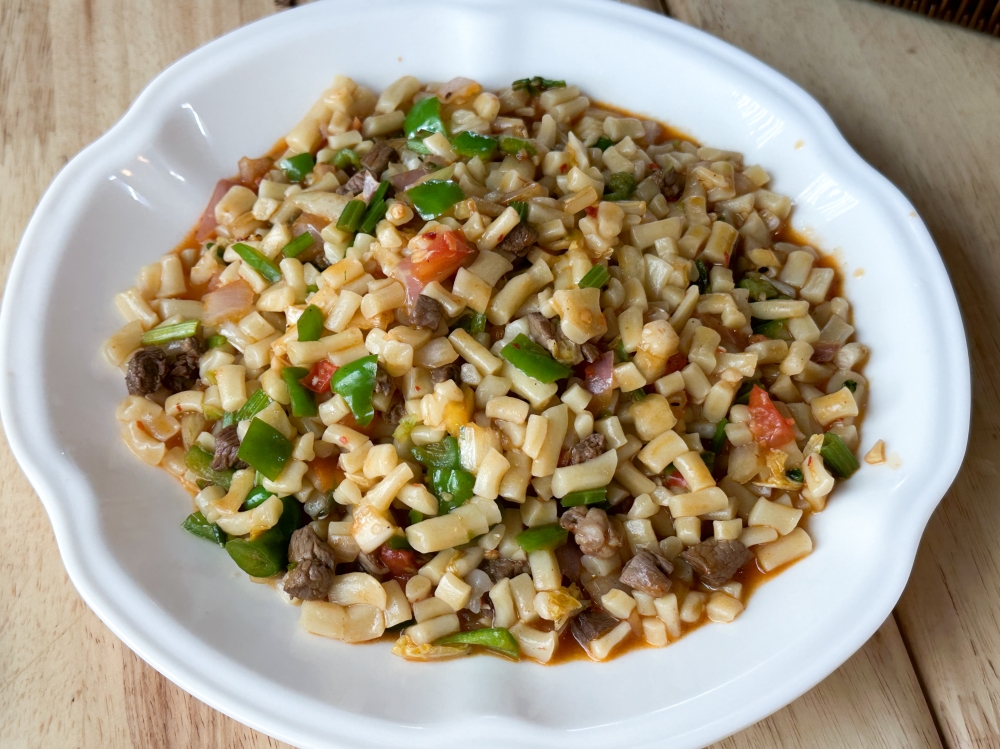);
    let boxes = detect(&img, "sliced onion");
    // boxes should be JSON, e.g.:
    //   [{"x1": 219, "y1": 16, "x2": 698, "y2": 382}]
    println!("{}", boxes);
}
[
  {"x1": 196, "y1": 179, "x2": 234, "y2": 241},
  {"x1": 464, "y1": 569, "x2": 492, "y2": 614},
  {"x1": 584, "y1": 351, "x2": 614, "y2": 395},
  {"x1": 202, "y1": 278, "x2": 254, "y2": 326},
  {"x1": 437, "y1": 77, "x2": 481, "y2": 104}
]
